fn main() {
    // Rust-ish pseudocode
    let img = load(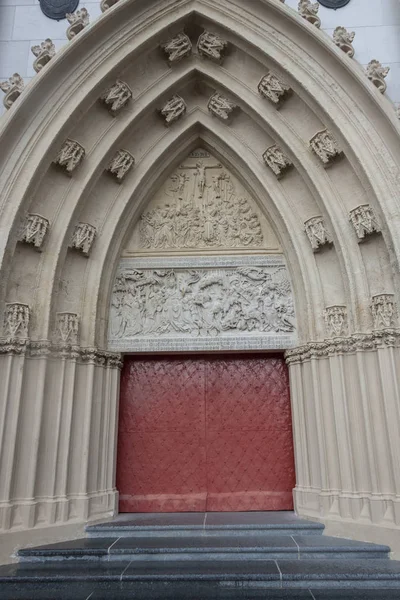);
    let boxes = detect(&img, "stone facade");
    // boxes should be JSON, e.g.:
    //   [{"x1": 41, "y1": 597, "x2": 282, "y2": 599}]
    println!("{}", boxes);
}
[{"x1": 0, "y1": 0, "x2": 400, "y2": 566}]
